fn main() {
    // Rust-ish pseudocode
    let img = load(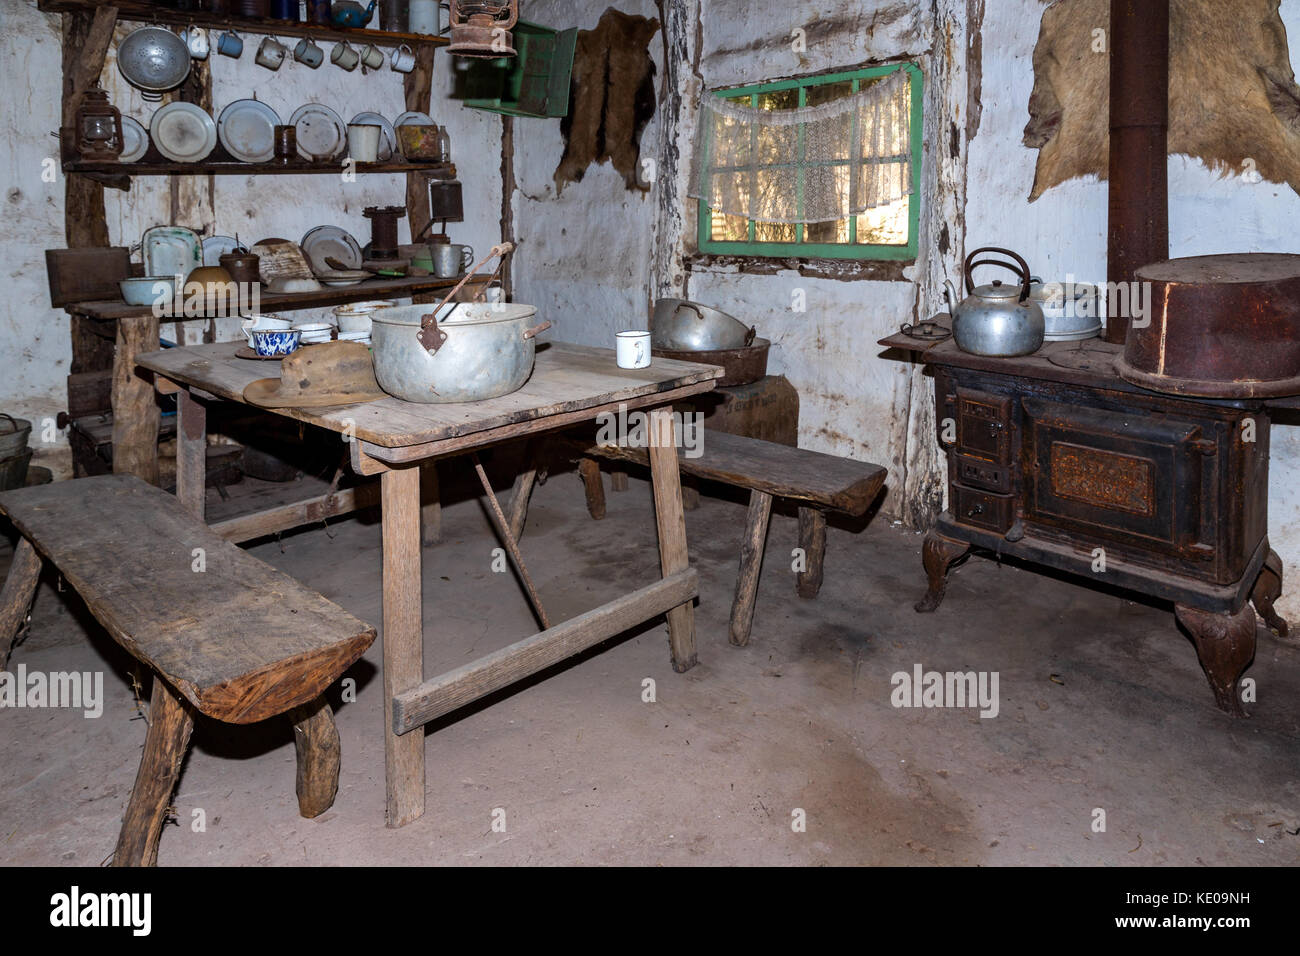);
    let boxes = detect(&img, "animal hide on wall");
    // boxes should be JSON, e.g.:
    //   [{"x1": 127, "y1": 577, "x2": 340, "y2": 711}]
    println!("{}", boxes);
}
[
  {"x1": 1023, "y1": 0, "x2": 1300, "y2": 200},
  {"x1": 554, "y1": 8, "x2": 660, "y2": 192}
]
